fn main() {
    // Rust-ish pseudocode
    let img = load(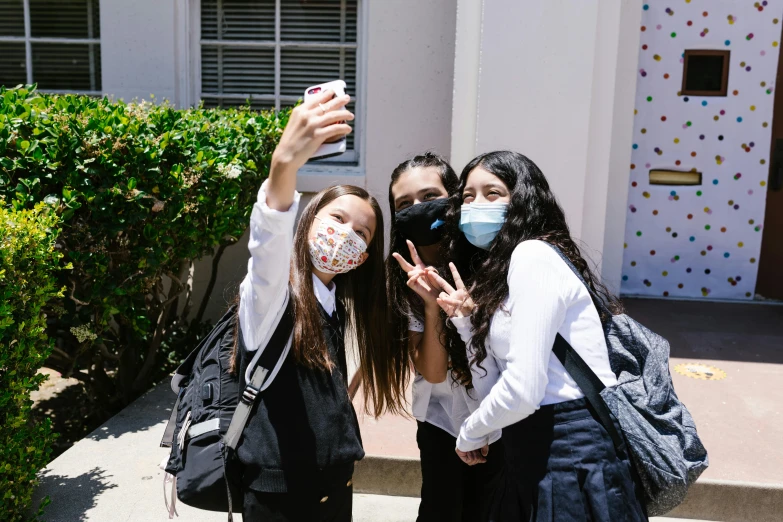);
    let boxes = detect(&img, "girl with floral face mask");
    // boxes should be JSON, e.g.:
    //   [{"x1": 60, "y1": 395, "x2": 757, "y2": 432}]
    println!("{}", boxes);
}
[{"x1": 232, "y1": 89, "x2": 407, "y2": 522}]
